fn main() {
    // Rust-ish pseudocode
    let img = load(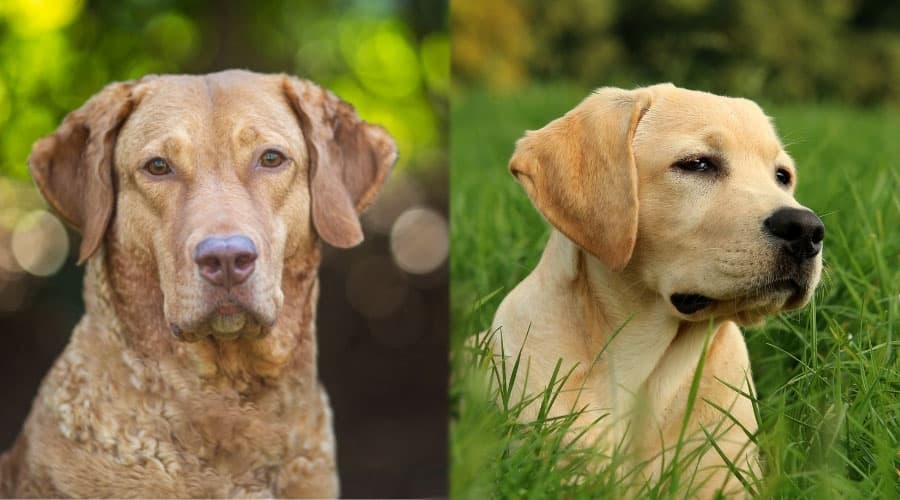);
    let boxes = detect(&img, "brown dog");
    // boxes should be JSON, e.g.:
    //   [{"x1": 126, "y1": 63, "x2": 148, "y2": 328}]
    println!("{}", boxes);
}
[
  {"x1": 0, "y1": 70, "x2": 396, "y2": 497},
  {"x1": 491, "y1": 84, "x2": 823, "y2": 497}
]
